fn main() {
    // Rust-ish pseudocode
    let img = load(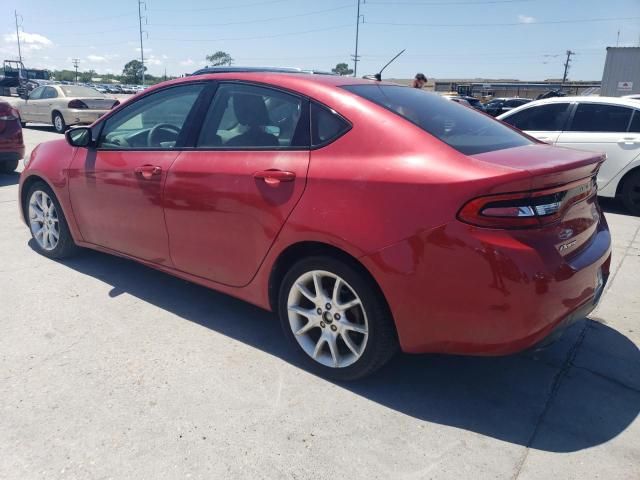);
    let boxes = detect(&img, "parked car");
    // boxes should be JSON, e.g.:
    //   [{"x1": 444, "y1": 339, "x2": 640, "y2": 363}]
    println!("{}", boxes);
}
[
  {"x1": 19, "y1": 73, "x2": 611, "y2": 380},
  {"x1": 498, "y1": 96, "x2": 640, "y2": 215},
  {"x1": 442, "y1": 95, "x2": 471, "y2": 107},
  {"x1": 485, "y1": 97, "x2": 531, "y2": 116},
  {"x1": 93, "y1": 85, "x2": 108, "y2": 94},
  {"x1": 0, "y1": 100, "x2": 24, "y2": 173},
  {"x1": 461, "y1": 96, "x2": 486, "y2": 112},
  {"x1": 623, "y1": 94, "x2": 640, "y2": 101},
  {"x1": 17, "y1": 84, "x2": 119, "y2": 133}
]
